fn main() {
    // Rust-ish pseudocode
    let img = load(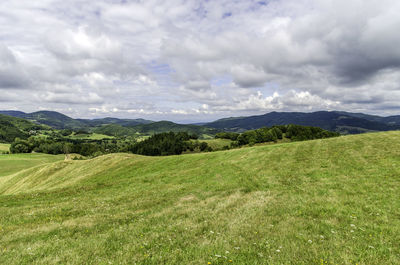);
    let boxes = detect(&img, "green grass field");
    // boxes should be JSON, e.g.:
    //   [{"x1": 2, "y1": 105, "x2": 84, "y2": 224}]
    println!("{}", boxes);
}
[
  {"x1": 0, "y1": 132, "x2": 399, "y2": 264},
  {"x1": 193, "y1": 138, "x2": 233, "y2": 150},
  {"x1": 0, "y1": 153, "x2": 64, "y2": 178},
  {"x1": 0, "y1": 143, "x2": 10, "y2": 152},
  {"x1": 68, "y1": 133, "x2": 114, "y2": 140}
]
